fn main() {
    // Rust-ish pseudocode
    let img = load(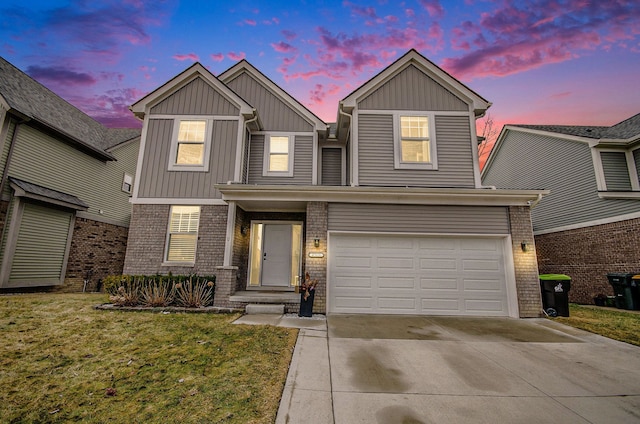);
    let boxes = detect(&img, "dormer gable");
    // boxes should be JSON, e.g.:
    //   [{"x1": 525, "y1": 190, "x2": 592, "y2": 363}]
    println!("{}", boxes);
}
[
  {"x1": 340, "y1": 49, "x2": 491, "y2": 118},
  {"x1": 130, "y1": 62, "x2": 257, "y2": 125},
  {"x1": 219, "y1": 60, "x2": 327, "y2": 134}
]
